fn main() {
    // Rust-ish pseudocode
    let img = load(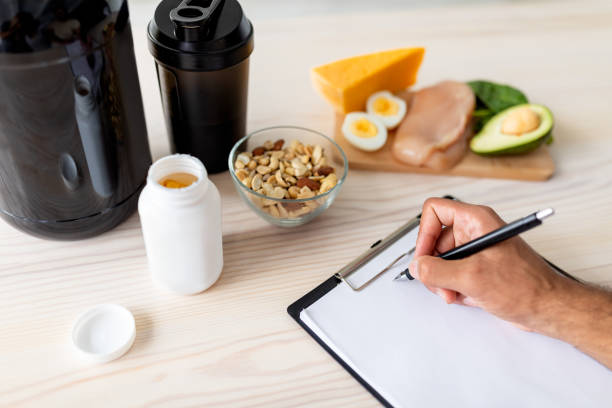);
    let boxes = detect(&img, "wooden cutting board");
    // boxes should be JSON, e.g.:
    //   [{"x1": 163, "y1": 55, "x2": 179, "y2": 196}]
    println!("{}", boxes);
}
[{"x1": 333, "y1": 113, "x2": 555, "y2": 181}]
